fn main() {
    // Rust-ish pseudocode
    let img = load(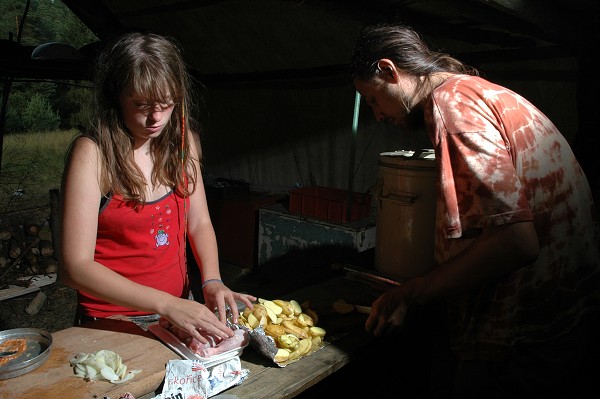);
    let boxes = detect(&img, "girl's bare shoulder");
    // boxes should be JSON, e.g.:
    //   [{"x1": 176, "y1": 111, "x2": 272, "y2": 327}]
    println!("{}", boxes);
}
[{"x1": 69, "y1": 135, "x2": 100, "y2": 159}]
